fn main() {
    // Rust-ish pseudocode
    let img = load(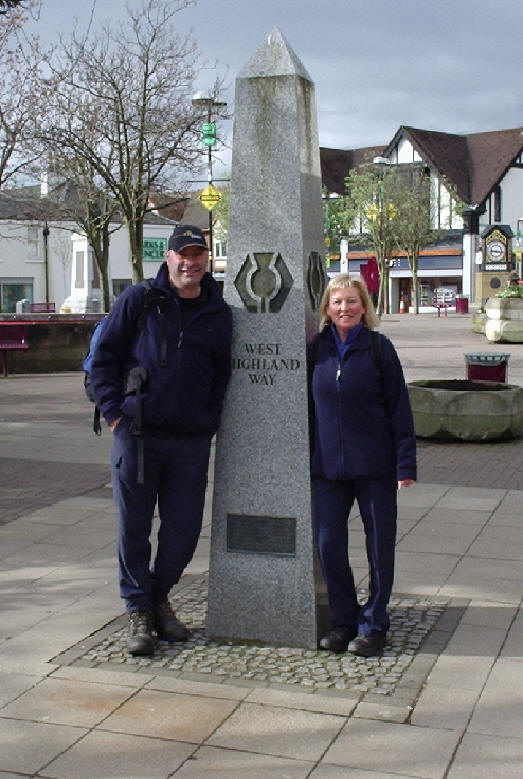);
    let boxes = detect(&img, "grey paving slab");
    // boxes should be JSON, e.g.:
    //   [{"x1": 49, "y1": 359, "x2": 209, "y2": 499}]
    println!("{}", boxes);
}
[
  {"x1": 101, "y1": 689, "x2": 238, "y2": 743},
  {"x1": 501, "y1": 607, "x2": 523, "y2": 658},
  {"x1": 171, "y1": 745, "x2": 313, "y2": 778},
  {"x1": 394, "y1": 550, "x2": 460, "y2": 575},
  {"x1": 442, "y1": 622, "x2": 509, "y2": 658},
  {"x1": 414, "y1": 507, "x2": 492, "y2": 526},
  {"x1": 0, "y1": 671, "x2": 43, "y2": 708},
  {"x1": 0, "y1": 677, "x2": 135, "y2": 728},
  {"x1": 50, "y1": 664, "x2": 154, "y2": 688},
  {"x1": 145, "y1": 676, "x2": 251, "y2": 702},
  {"x1": 467, "y1": 658, "x2": 523, "y2": 738},
  {"x1": 397, "y1": 526, "x2": 479, "y2": 555},
  {"x1": 244, "y1": 688, "x2": 358, "y2": 716},
  {"x1": 323, "y1": 718, "x2": 461, "y2": 779},
  {"x1": 447, "y1": 732, "x2": 523, "y2": 779},
  {"x1": 441, "y1": 557, "x2": 523, "y2": 603},
  {"x1": 42, "y1": 729, "x2": 195, "y2": 779},
  {"x1": 207, "y1": 701, "x2": 345, "y2": 762},
  {"x1": 0, "y1": 717, "x2": 87, "y2": 775},
  {"x1": 310, "y1": 767, "x2": 419, "y2": 779},
  {"x1": 467, "y1": 524, "x2": 523, "y2": 560},
  {"x1": 461, "y1": 601, "x2": 518, "y2": 631},
  {"x1": 410, "y1": 685, "x2": 480, "y2": 730},
  {"x1": 391, "y1": 569, "x2": 447, "y2": 596},
  {"x1": 353, "y1": 699, "x2": 412, "y2": 723},
  {"x1": 433, "y1": 487, "x2": 507, "y2": 511},
  {"x1": 395, "y1": 483, "x2": 451, "y2": 507},
  {"x1": 426, "y1": 654, "x2": 494, "y2": 692}
]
